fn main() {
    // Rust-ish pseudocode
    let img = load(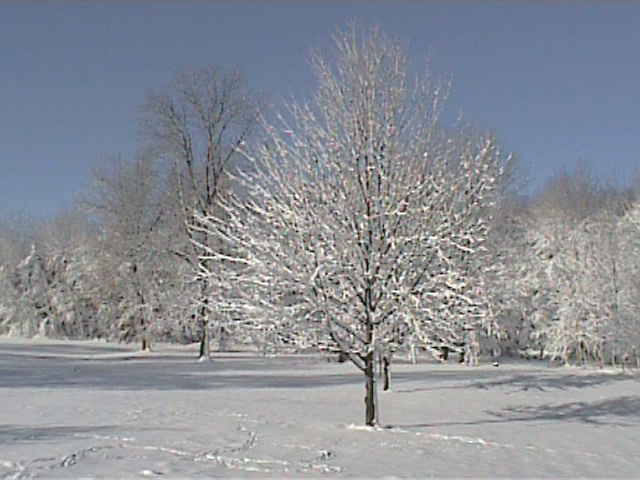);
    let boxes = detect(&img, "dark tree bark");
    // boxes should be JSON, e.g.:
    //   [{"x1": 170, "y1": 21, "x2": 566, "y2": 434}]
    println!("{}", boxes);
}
[
  {"x1": 197, "y1": 303, "x2": 210, "y2": 360},
  {"x1": 364, "y1": 351, "x2": 376, "y2": 426},
  {"x1": 382, "y1": 353, "x2": 391, "y2": 392}
]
